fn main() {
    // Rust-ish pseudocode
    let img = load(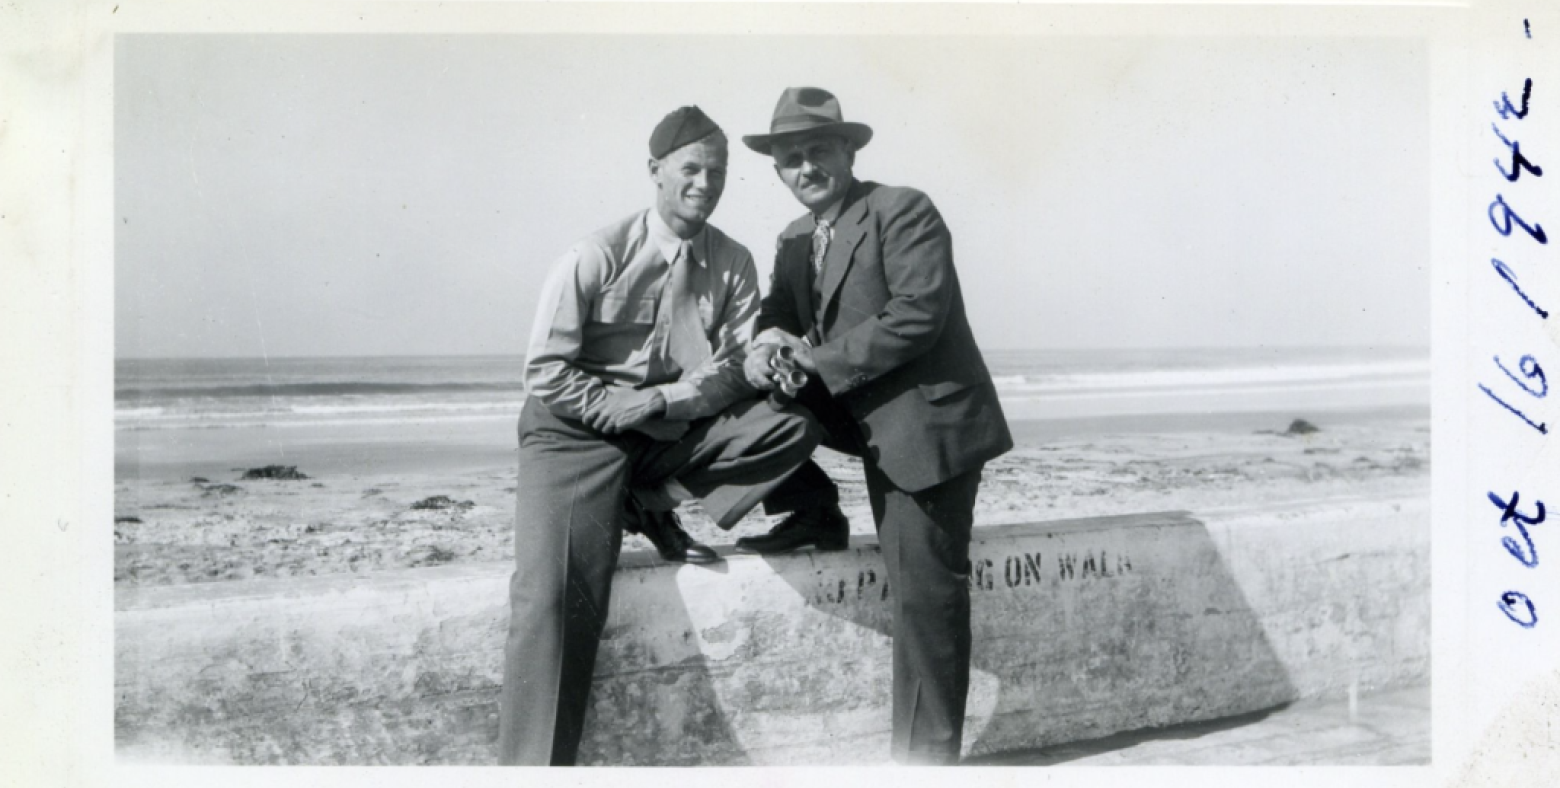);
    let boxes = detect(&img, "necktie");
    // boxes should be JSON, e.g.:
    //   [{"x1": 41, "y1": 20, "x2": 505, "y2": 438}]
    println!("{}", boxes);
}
[
  {"x1": 810, "y1": 219, "x2": 832, "y2": 307},
  {"x1": 663, "y1": 239, "x2": 711, "y2": 376},
  {"x1": 811, "y1": 219, "x2": 832, "y2": 276}
]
